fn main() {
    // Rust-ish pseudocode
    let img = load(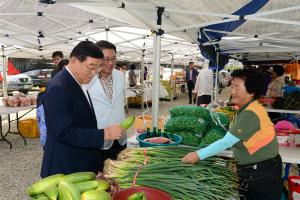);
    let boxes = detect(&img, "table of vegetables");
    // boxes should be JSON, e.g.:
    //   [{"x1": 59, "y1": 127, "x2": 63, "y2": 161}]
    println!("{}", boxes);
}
[{"x1": 27, "y1": 106, "x2": 239, "y2": 200}]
